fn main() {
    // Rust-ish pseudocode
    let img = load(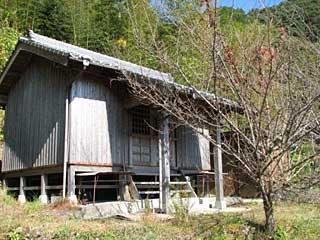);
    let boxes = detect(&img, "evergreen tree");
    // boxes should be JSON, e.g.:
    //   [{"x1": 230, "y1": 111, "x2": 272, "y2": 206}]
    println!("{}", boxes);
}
[
  {"x1": 249, "y1": 0, "x2": 320, "y2": 41},
  {"x1": 31, "y1": 0, "x2": 72, "y2": 42}
]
